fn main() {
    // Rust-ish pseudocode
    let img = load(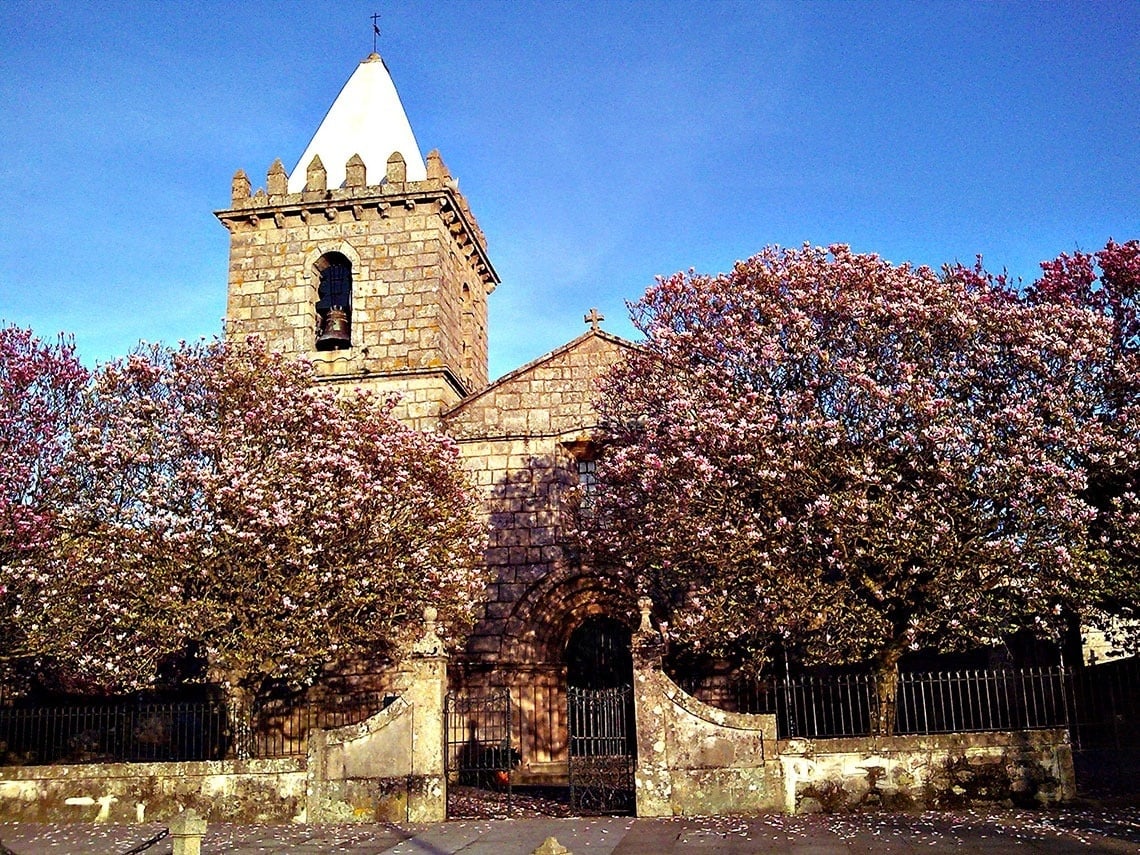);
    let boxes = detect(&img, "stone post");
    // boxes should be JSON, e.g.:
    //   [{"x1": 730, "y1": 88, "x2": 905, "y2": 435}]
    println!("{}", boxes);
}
[
  {"x1": 305, "y1": 155, "x2": 327, "y2": 193},
  {"x1": 533, "y1": 837, "x2": 572, "y2": 855},
  {"x1": 169, "y1": 809, "x2": 206, "y2": 855},
  {"x1": 304, "y1": 725, "x2": 329, "y2": 824},
  {"x1": 406, "y1": 605, "x2": 449, "y2": 822},
  {"x1": 631, "y1": 596, "x2": 673, "y2": 817}
]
